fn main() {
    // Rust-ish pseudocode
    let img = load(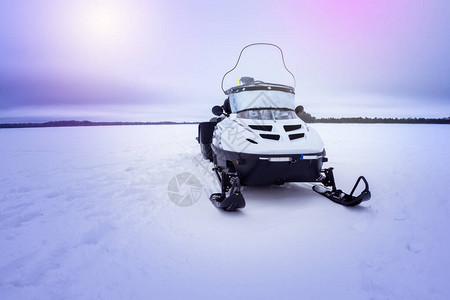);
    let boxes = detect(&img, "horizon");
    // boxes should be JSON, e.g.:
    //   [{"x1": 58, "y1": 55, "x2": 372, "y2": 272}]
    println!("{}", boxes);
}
[
  {"x1": 1, "y1": 115, "x2": 449, "y2": 128},
  {"x1": 1, "y1": 0, "x2": 450, "y2": 122}
]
